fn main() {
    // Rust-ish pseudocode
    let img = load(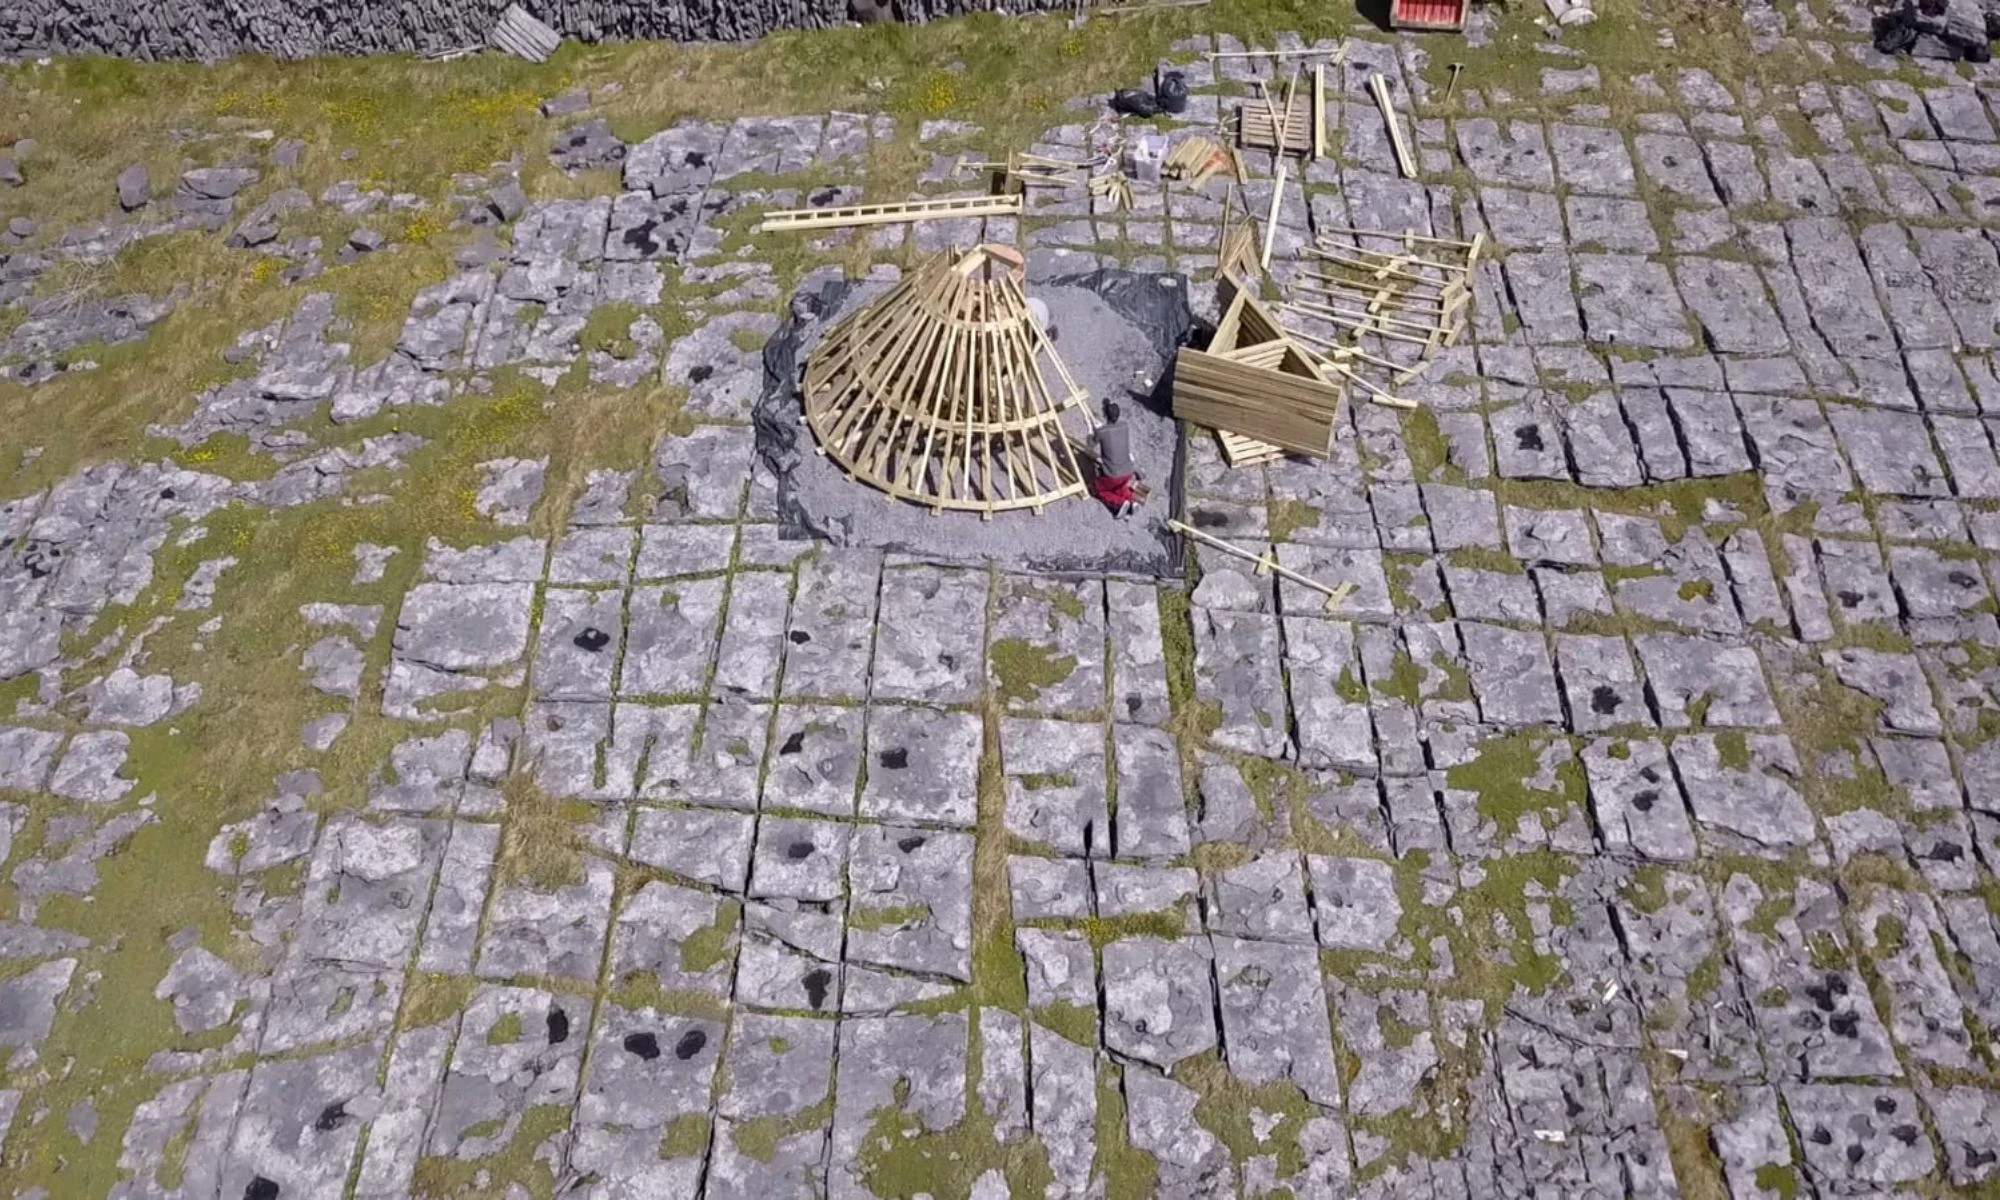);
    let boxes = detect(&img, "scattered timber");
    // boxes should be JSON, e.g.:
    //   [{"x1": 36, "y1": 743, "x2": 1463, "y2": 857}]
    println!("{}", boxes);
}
[{"x1": 760, "y1": 194, "x2": 1025, "y2": 232}]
